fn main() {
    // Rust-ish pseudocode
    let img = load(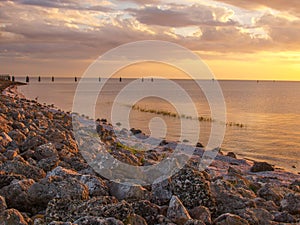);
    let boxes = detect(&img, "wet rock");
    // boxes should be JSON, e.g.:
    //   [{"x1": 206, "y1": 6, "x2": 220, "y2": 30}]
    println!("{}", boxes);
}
[
  {"x1": 250, "y1": 162, "x2": 274, "y2": 172},
  {"x1": 126, "y1": 214, "x2": 147, "y2": 225},
  {"x1": 273, "y1": 211, "x2": 296, "y2": 223},
  {"x1": 74, "y1": 217, "x2": 124, "y2": 225},
  {"x1": 167, "y1": 196, "x2": 191, "y2": 225},
  {"x1": 0, "y1": 195, "x2": 7, "y2": 213},
  {"x1": 28, "y1": 177, "x2": 89, "y2": 210},
  {"x1": 109, "y1": 182, "x2": 149, "y2": 201},
  {"x1": 0, "y1": 179, "x2": 35, "y2": 213},
  {"x1": 188, "y1": 206, "x2": 211, "y2": 224},
  {"x1": 214, "y1": 213, "x2": 249, "y2": 225},
  {"x1": 0, "y1": 160, "x2": 45, "y2": 181},
  {"x1": 0, "y1": 208, "x2": 28, "y2": 225},
  {"x1": 0, "y1": 132, "x2": 12, "y2": 147},
  {"x1": 132, "y1": 200, "x2": 160, "y2": 225},
  {"x1": 280, "y1": 193, "x2": 300, "y2": 215}
]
